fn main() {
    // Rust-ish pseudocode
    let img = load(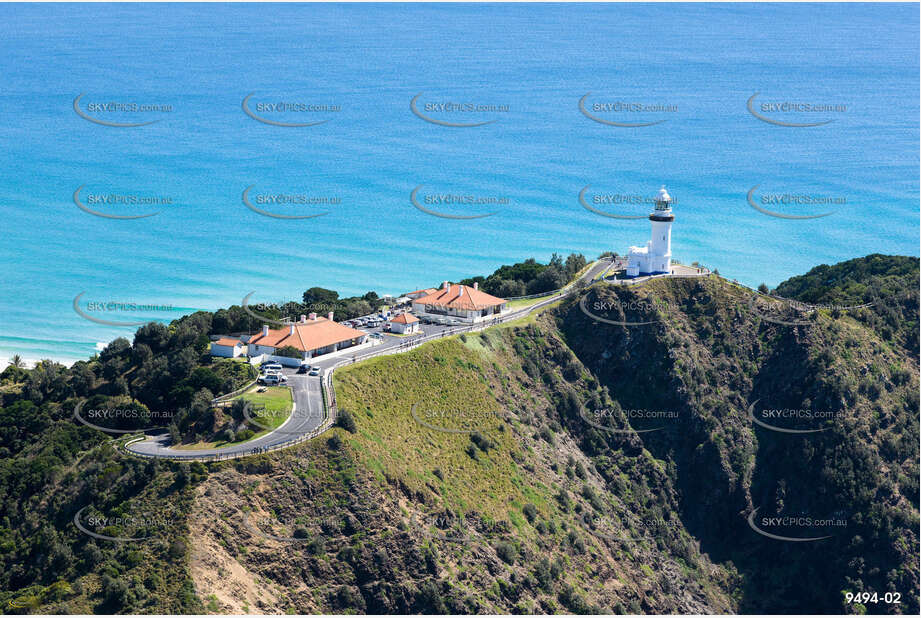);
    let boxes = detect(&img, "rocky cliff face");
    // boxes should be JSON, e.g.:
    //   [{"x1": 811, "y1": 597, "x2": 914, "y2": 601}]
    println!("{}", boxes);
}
[{"x1": 188, "y1": 259, "x2": 918, "y2": 614}]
